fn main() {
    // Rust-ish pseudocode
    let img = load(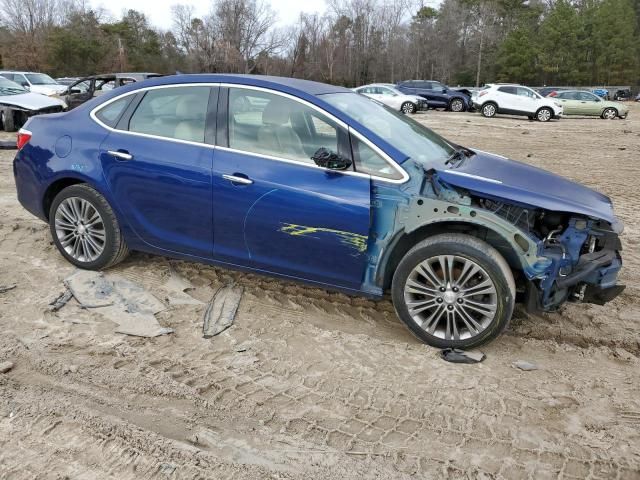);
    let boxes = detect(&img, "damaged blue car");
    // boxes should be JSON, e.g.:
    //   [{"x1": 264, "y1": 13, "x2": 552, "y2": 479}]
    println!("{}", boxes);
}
[{"x1": 13, "y1": 74, "x2": 624, "y2": 348}]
